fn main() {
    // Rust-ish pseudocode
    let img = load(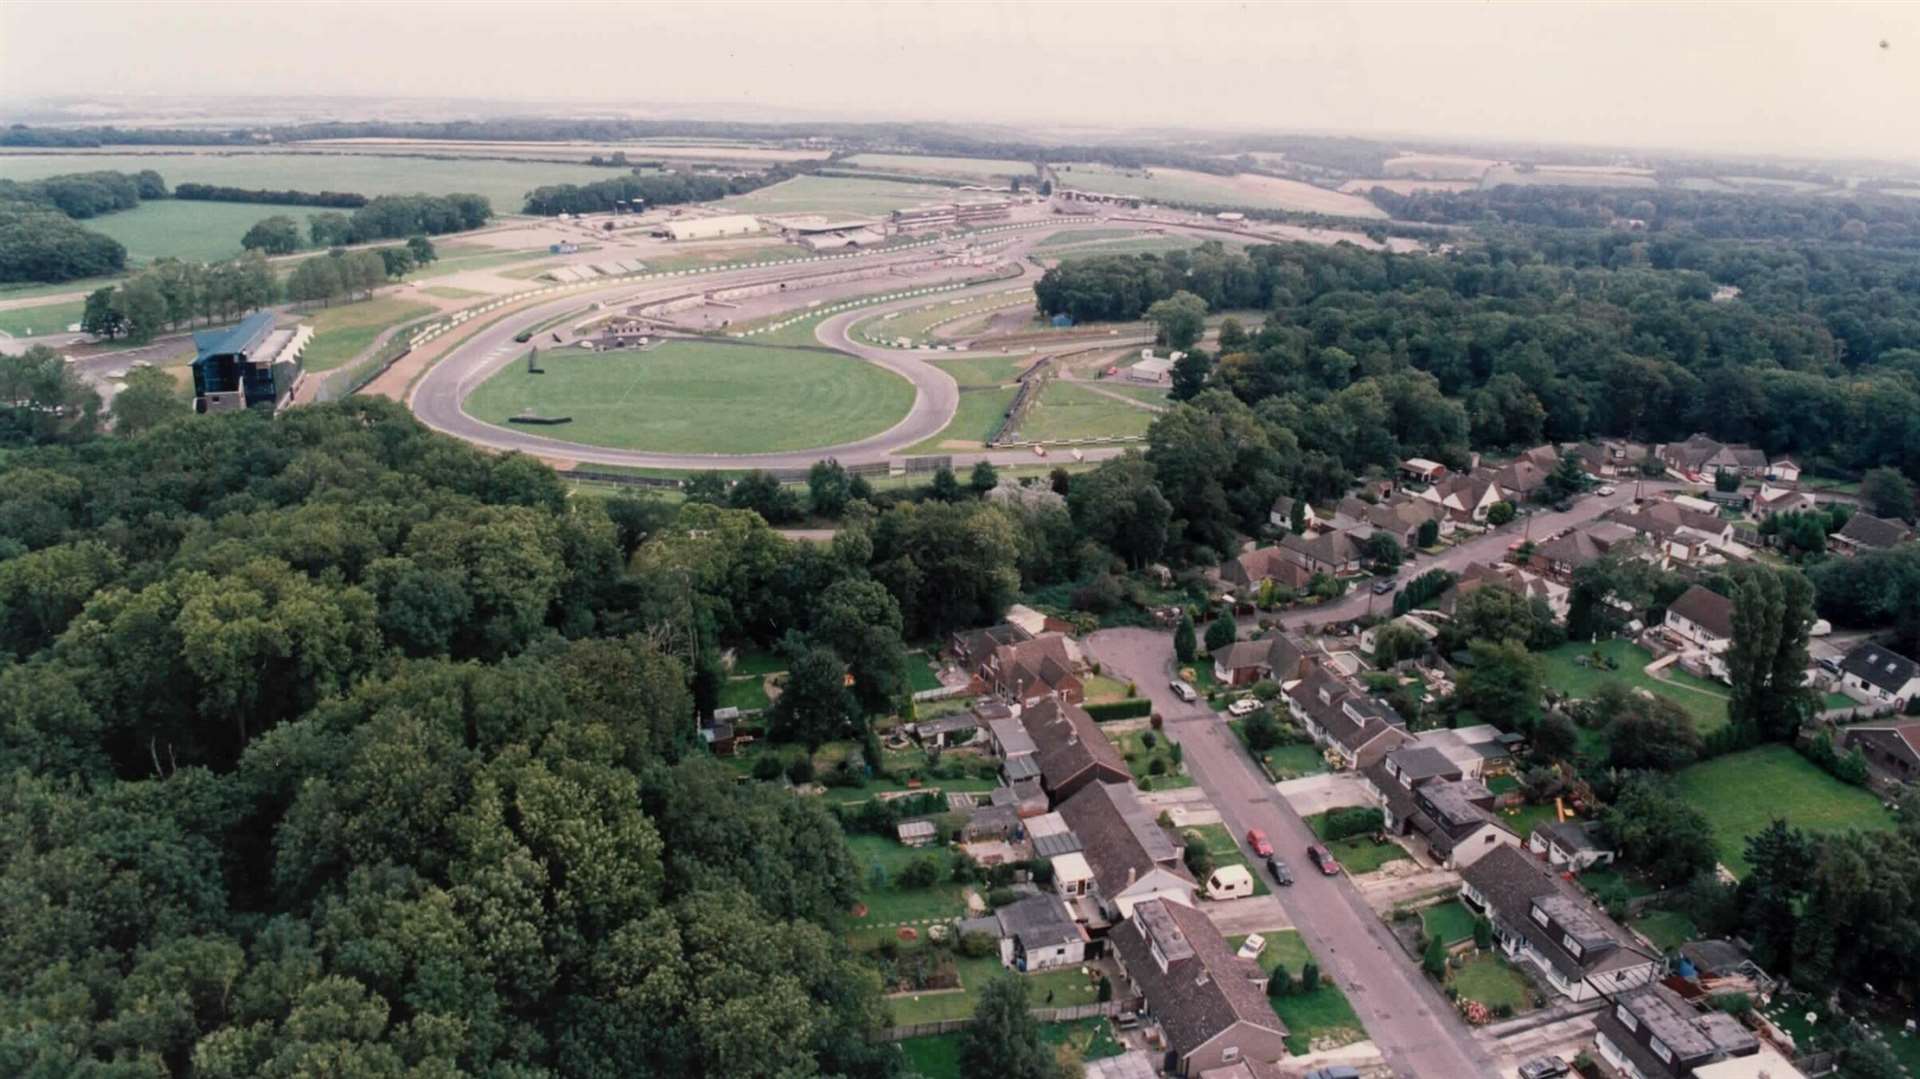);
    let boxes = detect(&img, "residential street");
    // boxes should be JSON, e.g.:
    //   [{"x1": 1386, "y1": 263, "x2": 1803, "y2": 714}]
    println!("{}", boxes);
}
[{"x1": 1086, "y1": 628, "x2": 1501, "y2": 1078}]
